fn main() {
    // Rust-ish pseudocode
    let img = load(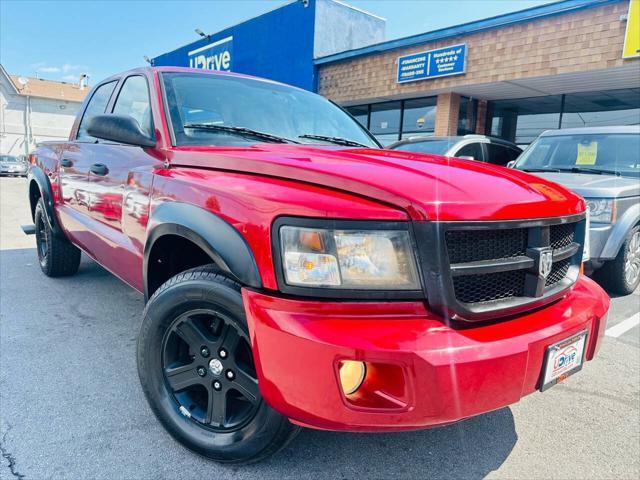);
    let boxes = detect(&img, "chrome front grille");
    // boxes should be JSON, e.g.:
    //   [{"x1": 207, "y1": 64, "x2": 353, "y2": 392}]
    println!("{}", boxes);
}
[{"x1": 414, "y1": 214, "x2": 586, "y2": 322}]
